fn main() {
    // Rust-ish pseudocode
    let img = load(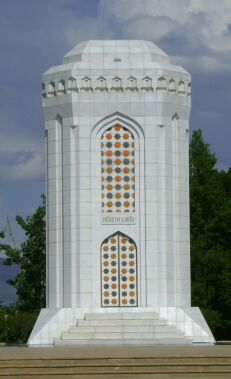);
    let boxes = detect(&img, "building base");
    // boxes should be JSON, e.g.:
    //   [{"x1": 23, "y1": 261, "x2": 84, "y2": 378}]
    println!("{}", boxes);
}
[{"x1": 28, "y1": 307, "x2": 215, "y2": 345}]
